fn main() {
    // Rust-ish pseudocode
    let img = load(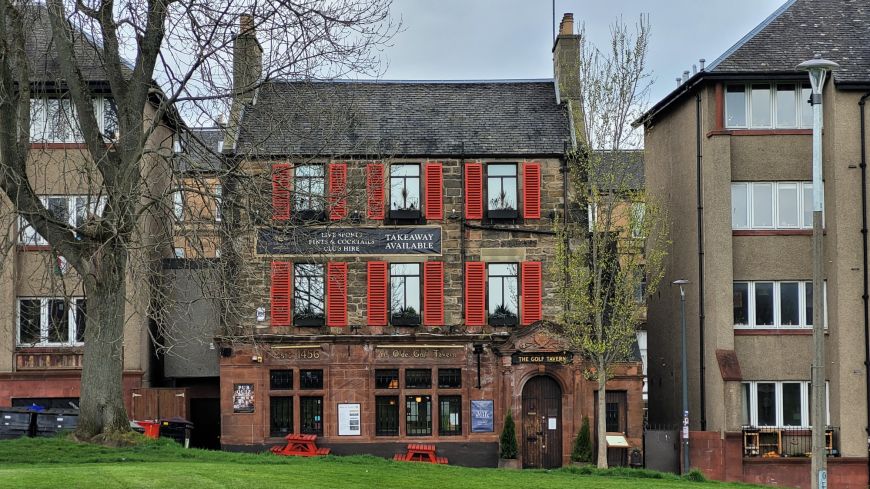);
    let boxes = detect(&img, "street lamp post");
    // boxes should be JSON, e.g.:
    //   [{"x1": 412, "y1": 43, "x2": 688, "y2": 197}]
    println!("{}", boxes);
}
[
  {"x1": 797, "y1": 54, "x2": 838, "y2": 489},
  {"x1": 673, "y1": 279, "x2": 690, "y2": 475}
]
